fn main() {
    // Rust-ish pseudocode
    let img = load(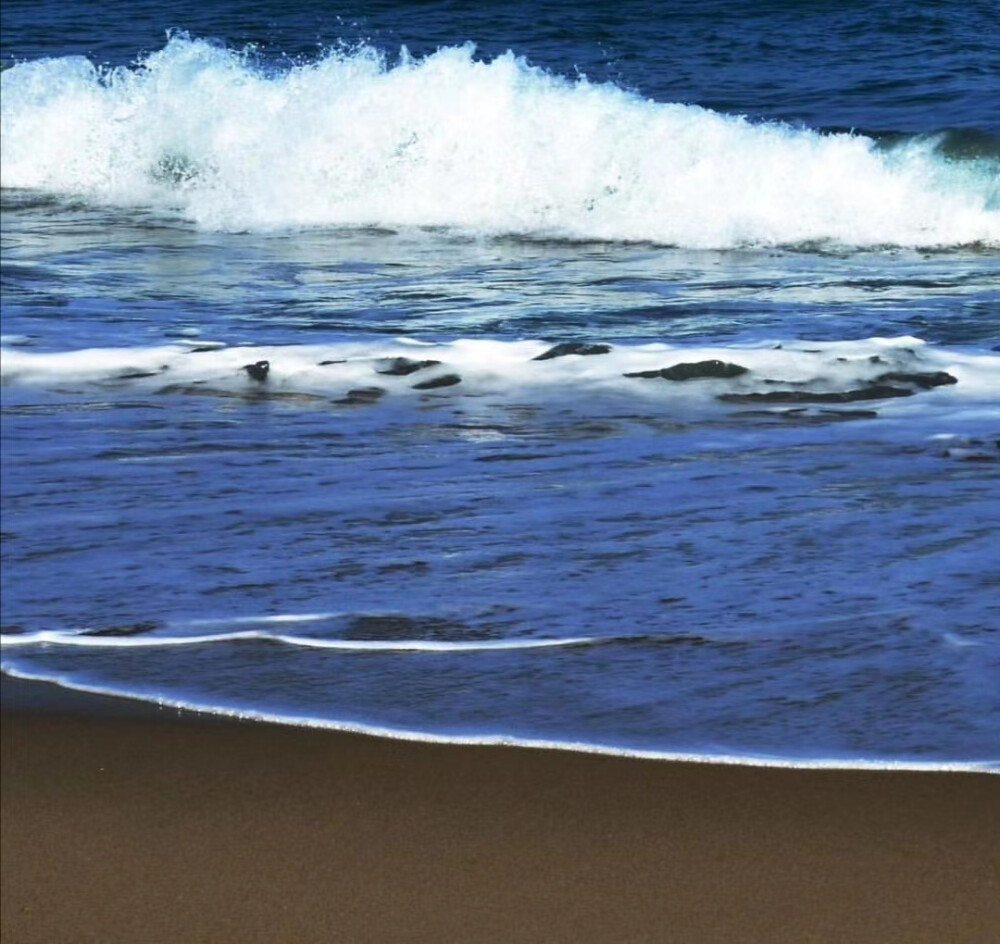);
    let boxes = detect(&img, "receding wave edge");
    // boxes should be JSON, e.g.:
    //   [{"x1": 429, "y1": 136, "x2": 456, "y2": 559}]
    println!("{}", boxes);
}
[{"x1": 3, "y1": 667, "x2": 996, "y2": 773}]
